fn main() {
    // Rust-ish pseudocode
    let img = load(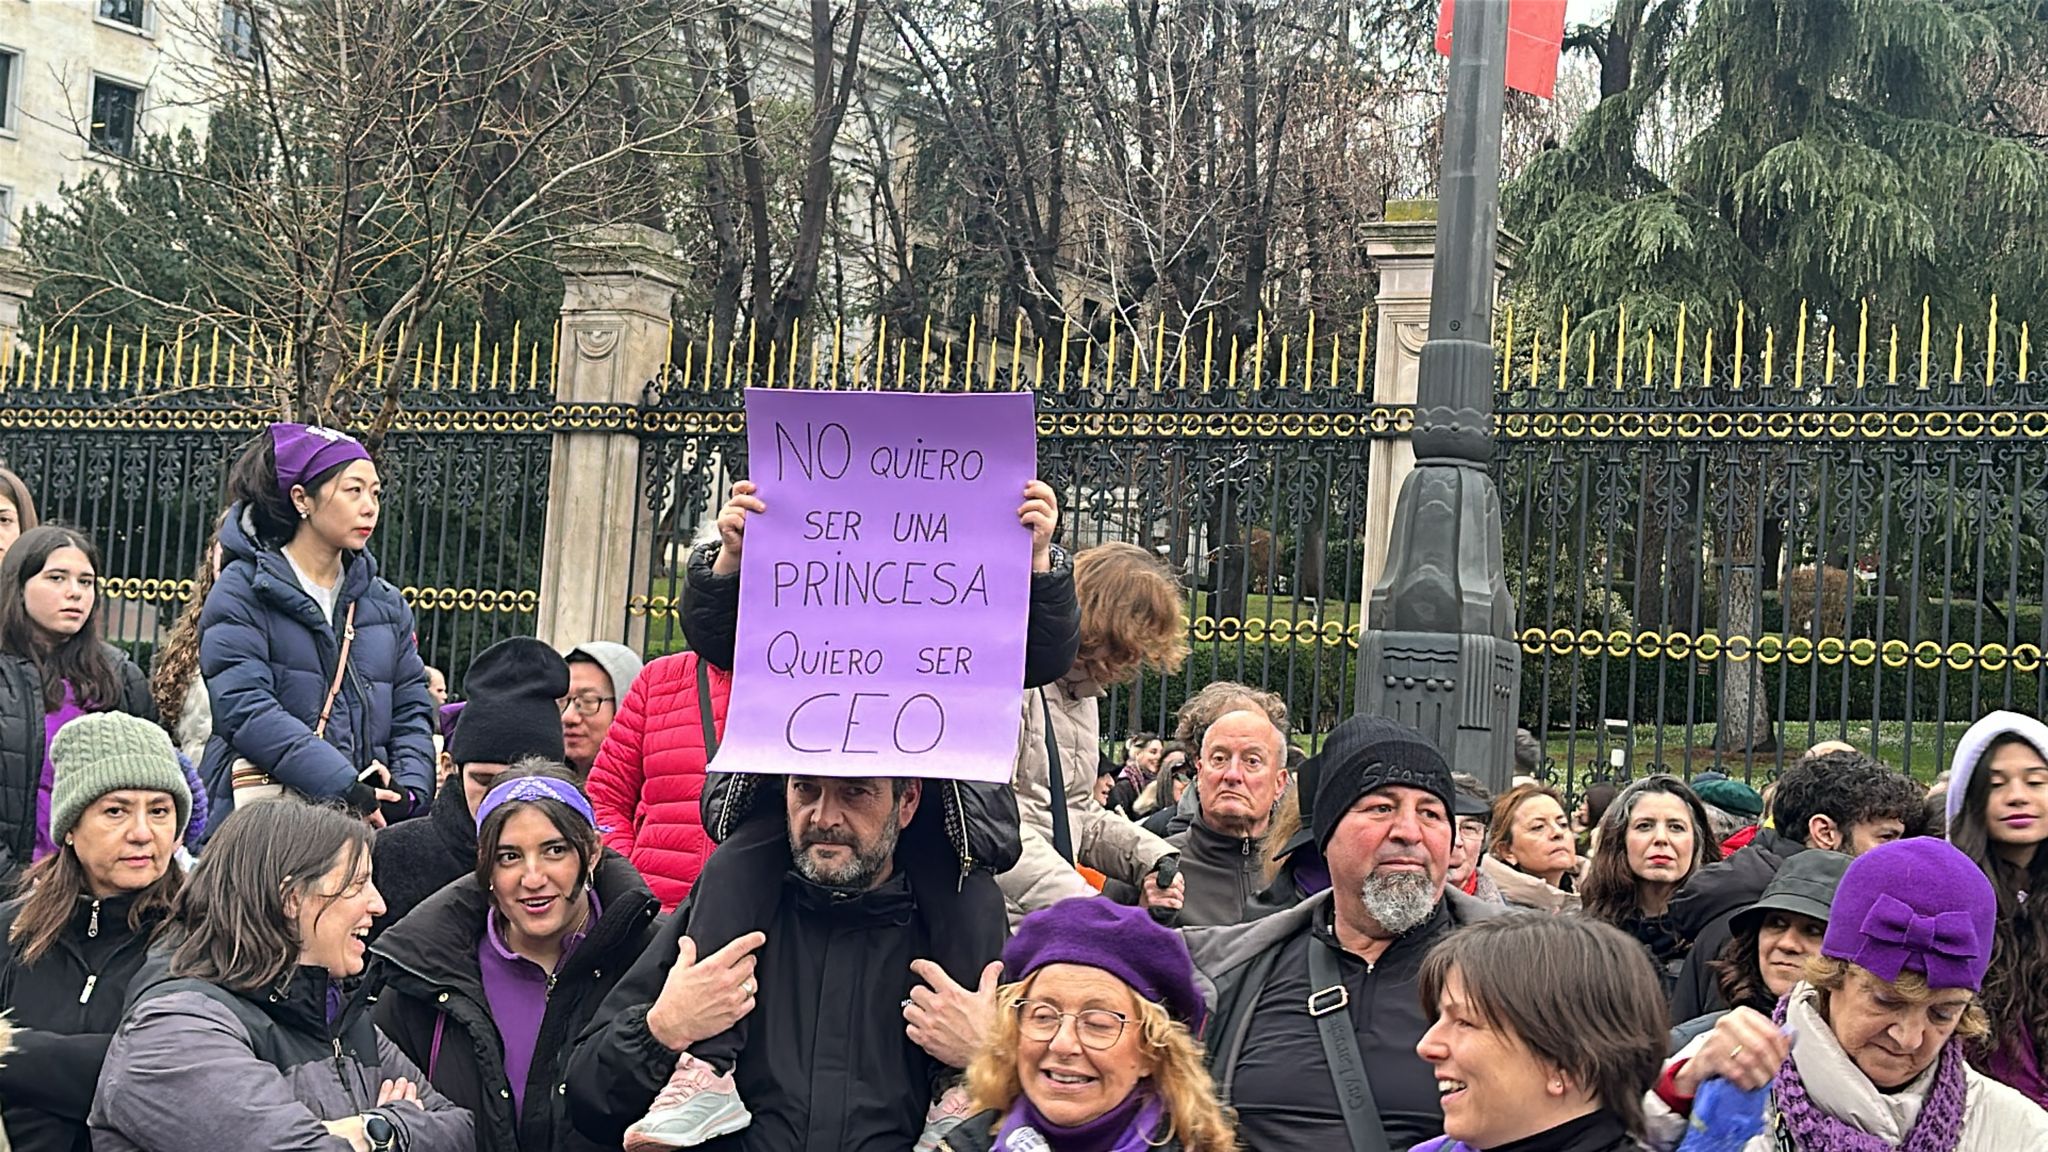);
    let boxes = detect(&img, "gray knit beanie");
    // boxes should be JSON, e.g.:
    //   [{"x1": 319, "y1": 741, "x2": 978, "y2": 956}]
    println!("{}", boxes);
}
[{"x1": 49, "y1": 712, "x2": 193, "y2": 845}]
